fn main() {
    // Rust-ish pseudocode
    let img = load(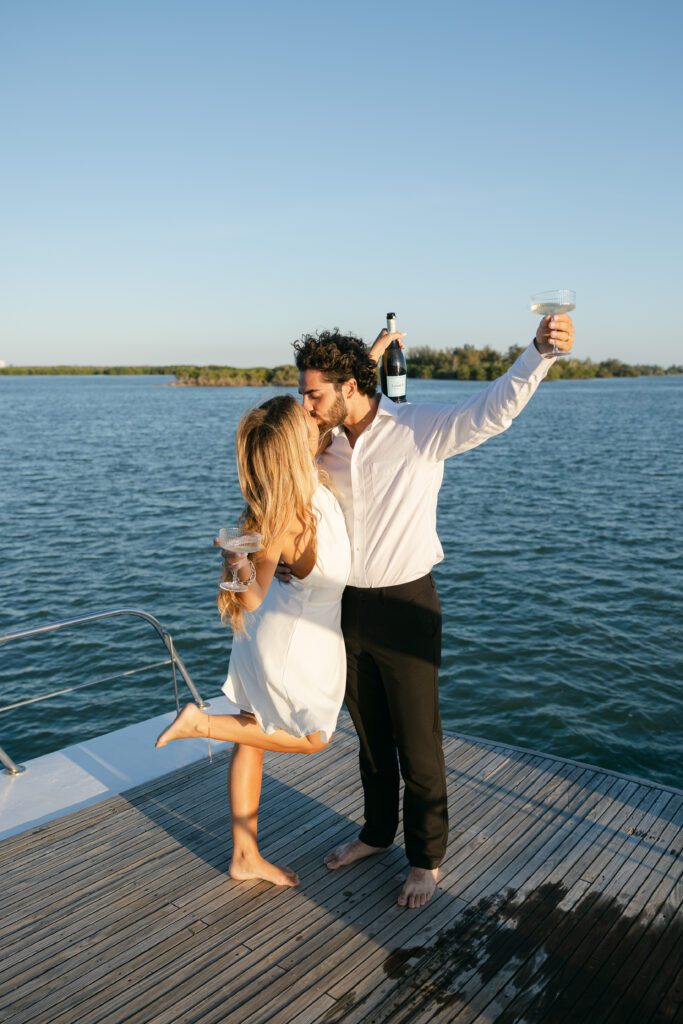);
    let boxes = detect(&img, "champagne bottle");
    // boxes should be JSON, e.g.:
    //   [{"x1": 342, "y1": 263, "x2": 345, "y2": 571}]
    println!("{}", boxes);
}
[{"x1": 380, "y1": 312, "x2": 407, "y2": 403}]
